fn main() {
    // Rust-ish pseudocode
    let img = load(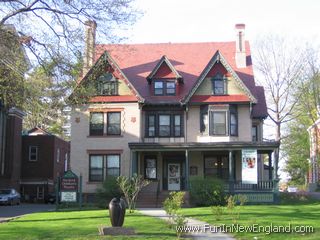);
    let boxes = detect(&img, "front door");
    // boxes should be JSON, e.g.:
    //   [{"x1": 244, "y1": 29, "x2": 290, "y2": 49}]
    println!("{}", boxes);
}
[{"x1": 168, "y1": 163, "x2": 180, "y2": 190}]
